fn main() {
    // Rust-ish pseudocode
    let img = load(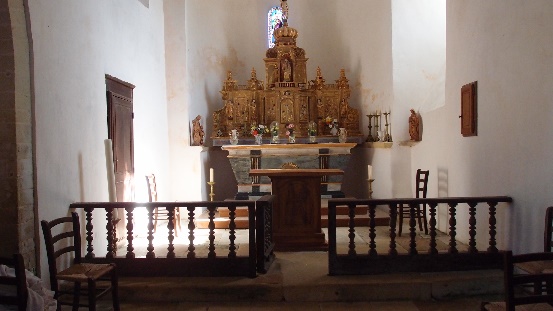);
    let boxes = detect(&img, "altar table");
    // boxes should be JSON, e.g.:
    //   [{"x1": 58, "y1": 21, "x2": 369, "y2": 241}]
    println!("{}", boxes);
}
[
  {"x1": 249, "y1": 168, "x2": 344, "y2": 251},
  {"x1": 223, "y1": 143, "x2": 355, "y2": 199}
]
